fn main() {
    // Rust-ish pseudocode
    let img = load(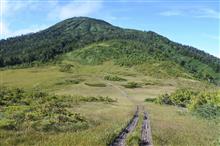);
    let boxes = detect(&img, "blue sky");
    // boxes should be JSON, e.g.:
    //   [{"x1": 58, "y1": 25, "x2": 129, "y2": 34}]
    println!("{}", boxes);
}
[{"x1": 0, "y1": 0, "x2": 219, "y2": 58}]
